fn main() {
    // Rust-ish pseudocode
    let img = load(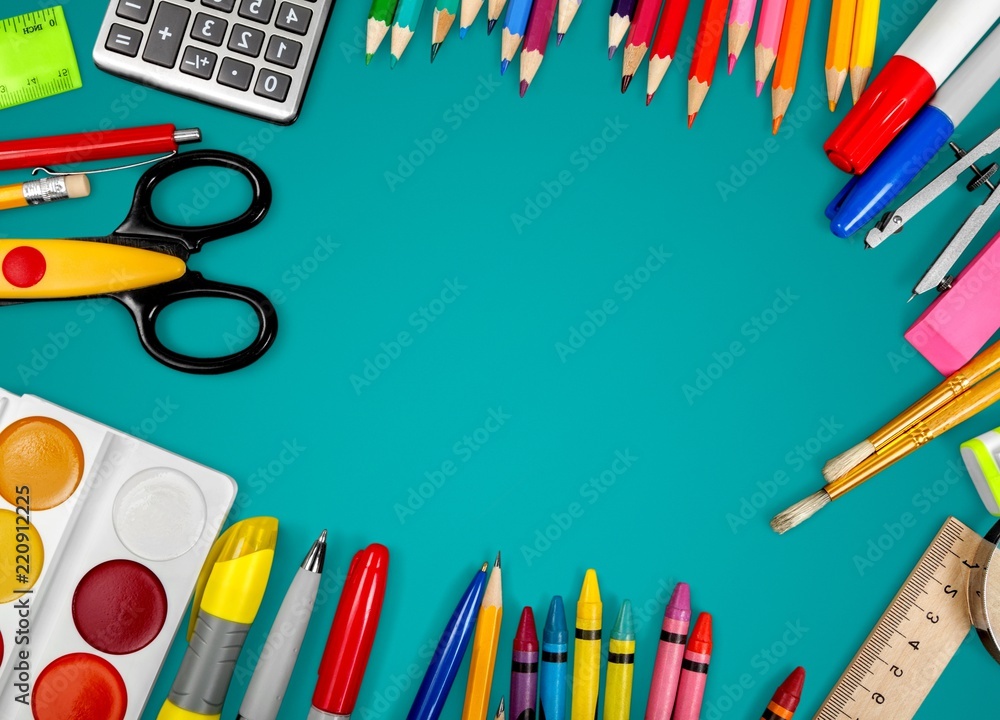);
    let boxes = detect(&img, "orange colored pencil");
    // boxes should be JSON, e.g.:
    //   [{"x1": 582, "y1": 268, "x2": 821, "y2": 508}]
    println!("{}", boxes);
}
[
  {"x1": 687, "y1": 0, "x2": 729, "y2": 127},
  {"x1": 771, "y1": 0, "x2": 810, "y2": 133}
]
